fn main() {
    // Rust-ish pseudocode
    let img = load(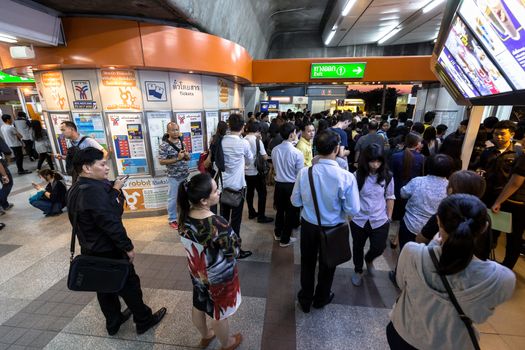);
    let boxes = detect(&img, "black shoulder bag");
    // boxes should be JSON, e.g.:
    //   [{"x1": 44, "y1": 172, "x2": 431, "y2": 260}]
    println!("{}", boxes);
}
[
  {"x1": 255, "y1": 138, "x2": 270, "y2": 176},
  {"x1": 427, "y1": 247, "x2": 481, "y2": 350},
  {"x1": 67, "y1": 209, "x2": 130, "y2": 293},
  {"x1": 308, "y1": 166, "x2": 351, "y2": 268}
]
